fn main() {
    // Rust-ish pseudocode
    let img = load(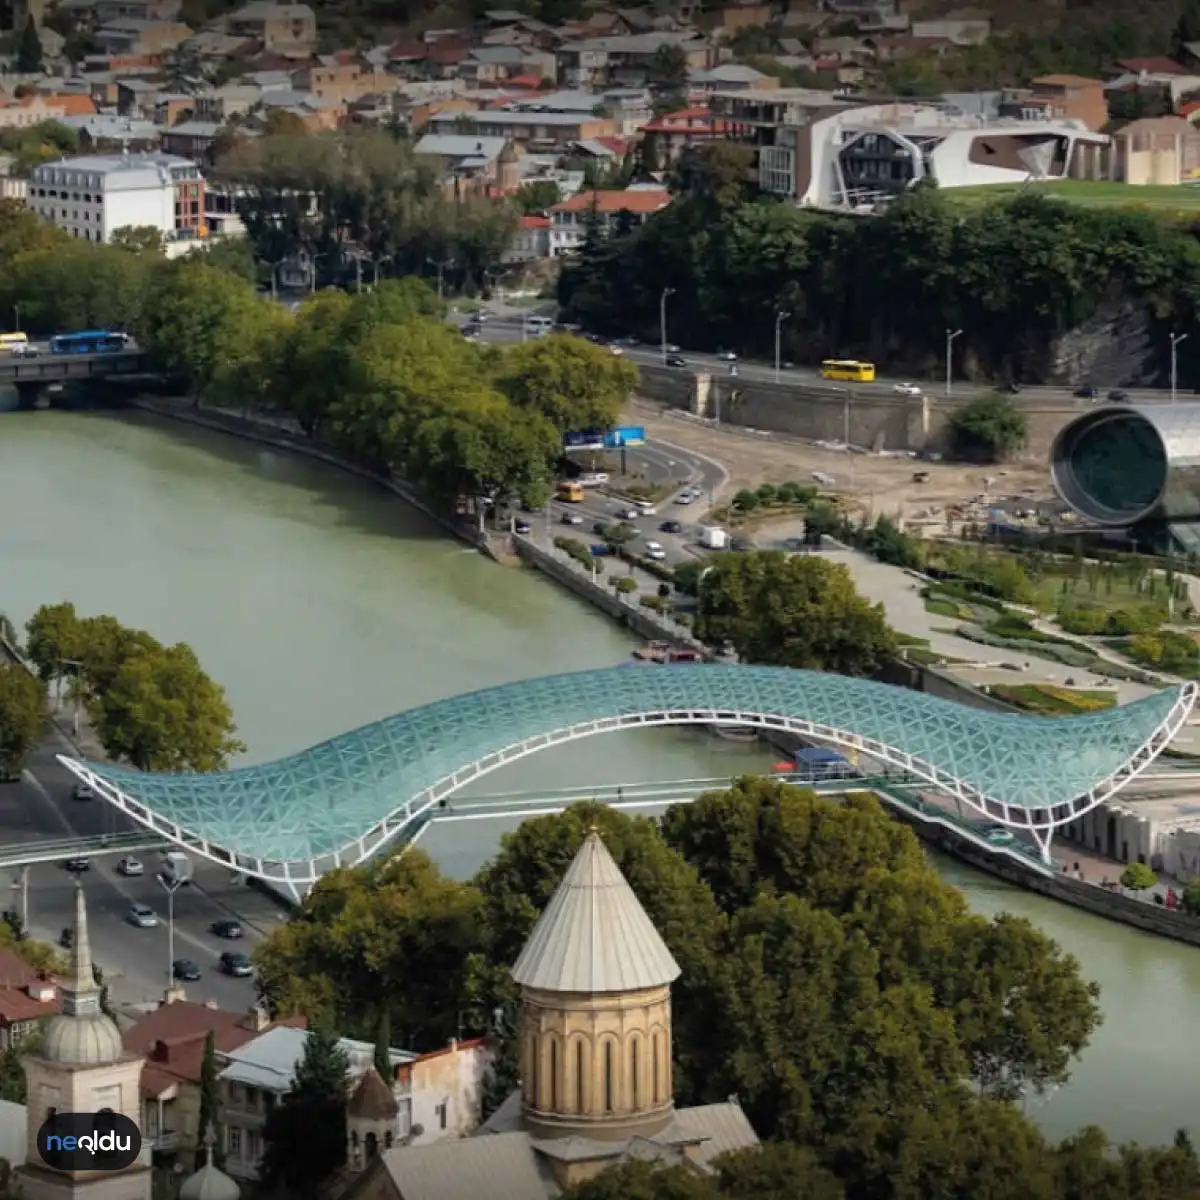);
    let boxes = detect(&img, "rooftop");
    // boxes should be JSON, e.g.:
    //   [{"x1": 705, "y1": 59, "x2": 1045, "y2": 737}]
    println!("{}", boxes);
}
[
  {"x1": 414, "y1": 133, "x2": 509, "y2": 160},
  {"x1": 551, "y1": 187, "x2": 670, "y2": 214}
]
